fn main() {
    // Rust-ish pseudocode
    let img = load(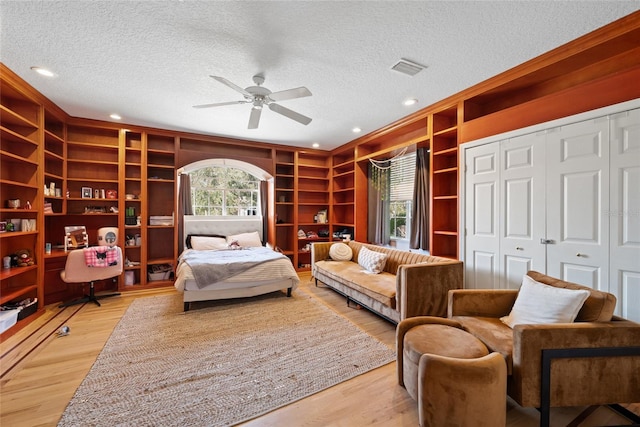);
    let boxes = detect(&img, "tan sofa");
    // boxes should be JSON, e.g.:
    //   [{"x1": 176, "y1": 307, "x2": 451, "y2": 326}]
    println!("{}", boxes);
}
[
  {"x1": 447, "y1": 271, "x2": 640, "y2": 423},
  {"x1": 311, "y1": 241, "x2": 463, "y2": 323}
]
